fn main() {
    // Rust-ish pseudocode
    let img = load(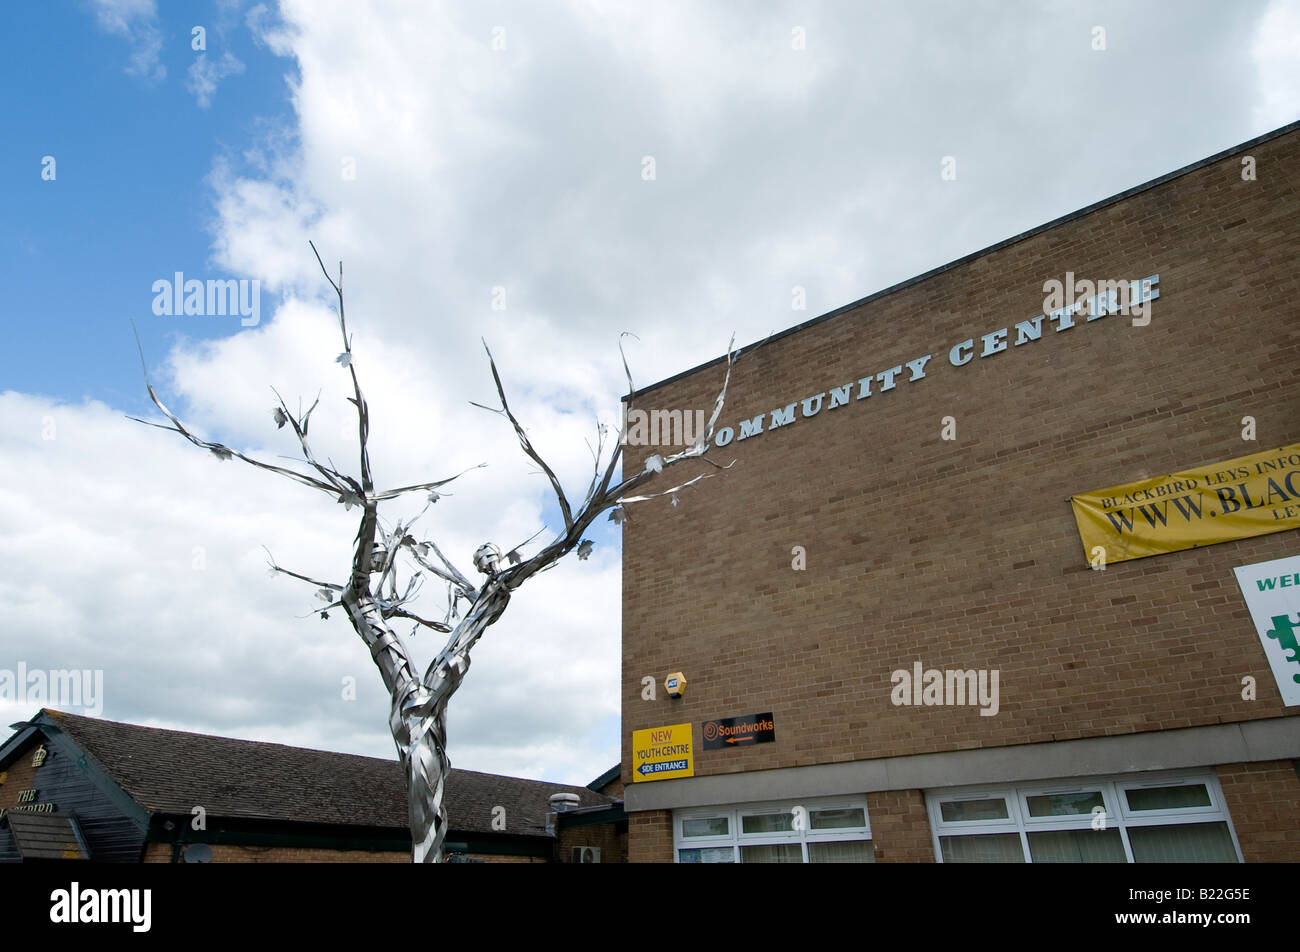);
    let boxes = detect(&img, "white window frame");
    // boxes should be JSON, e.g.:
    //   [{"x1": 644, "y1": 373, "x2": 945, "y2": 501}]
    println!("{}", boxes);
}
[
  {"x1": 673, "y1": 796, "x2": 873, "y2": 863},
  {"x1": 926, "y1": 769, "x2": 1243, "y2": 863},
  {"x1": 935, "y1": 791, "x2": 1021, "y2": 829}
]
